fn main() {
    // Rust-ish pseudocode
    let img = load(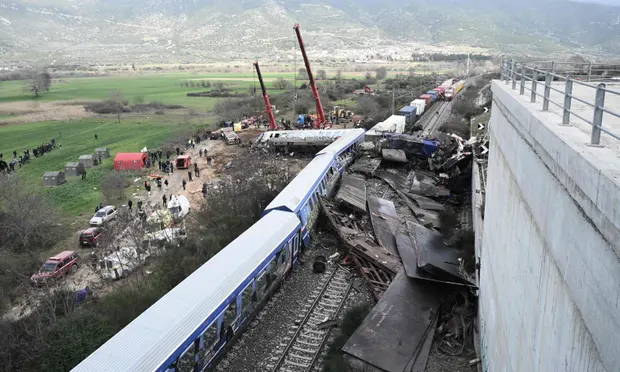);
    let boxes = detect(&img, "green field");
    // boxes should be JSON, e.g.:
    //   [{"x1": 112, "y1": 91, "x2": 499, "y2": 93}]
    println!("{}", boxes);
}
[
  {"x1": 0, "y1": 72, "x2": 297, "y2": 109},
  {"x1": 0, "y1": 117, "x2": 194, "y2": 216}
]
